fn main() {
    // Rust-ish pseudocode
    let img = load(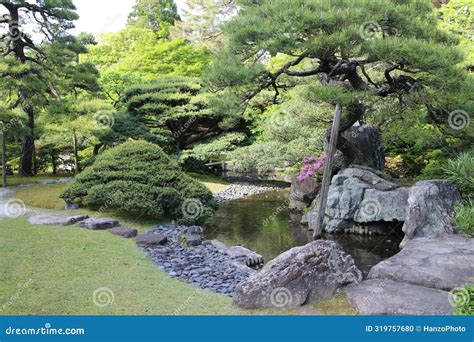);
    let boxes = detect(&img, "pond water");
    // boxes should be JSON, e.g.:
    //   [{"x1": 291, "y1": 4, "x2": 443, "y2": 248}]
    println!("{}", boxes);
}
[{"x1": 204, "y1": 189, "x2": 403, "y2": 278}]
